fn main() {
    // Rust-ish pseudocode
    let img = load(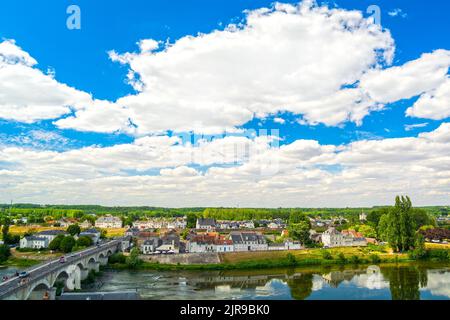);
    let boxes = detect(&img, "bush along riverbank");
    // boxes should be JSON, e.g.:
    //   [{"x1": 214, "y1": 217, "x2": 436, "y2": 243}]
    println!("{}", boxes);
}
[{"x1": 106, "y1": 248, "x2": 450, "y2": 271}]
